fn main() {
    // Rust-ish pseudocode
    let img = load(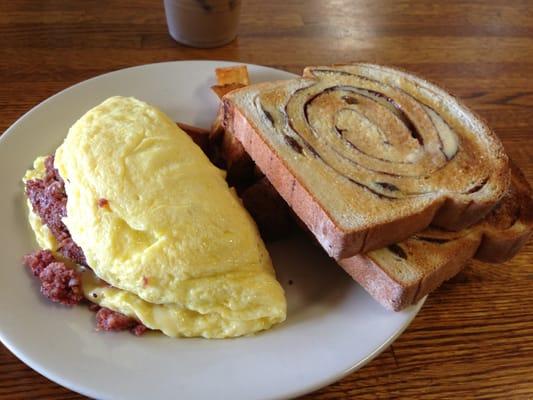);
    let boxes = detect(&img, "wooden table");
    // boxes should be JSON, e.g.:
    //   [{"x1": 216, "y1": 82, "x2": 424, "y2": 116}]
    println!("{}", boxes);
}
[{"x1": 1, "y1": 1, "x2": 532, "y2": 398}]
